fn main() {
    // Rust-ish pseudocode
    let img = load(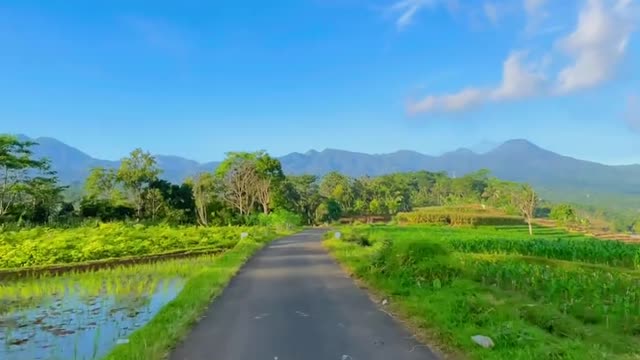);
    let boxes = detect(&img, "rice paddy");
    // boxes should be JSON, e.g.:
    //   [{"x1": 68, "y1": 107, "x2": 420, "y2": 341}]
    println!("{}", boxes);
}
[{"x1": 0, "y1": 256, "x2": 216, "y2": 360}]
